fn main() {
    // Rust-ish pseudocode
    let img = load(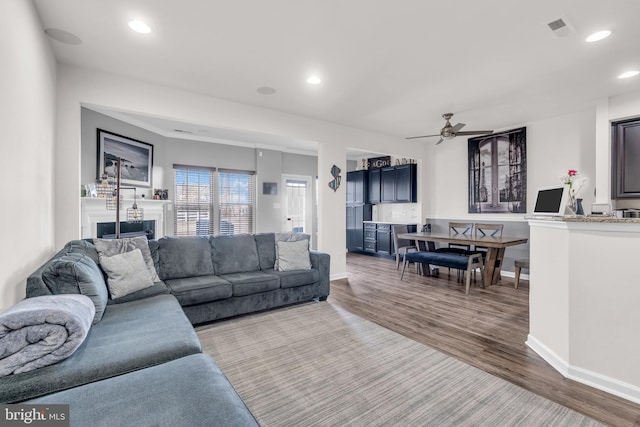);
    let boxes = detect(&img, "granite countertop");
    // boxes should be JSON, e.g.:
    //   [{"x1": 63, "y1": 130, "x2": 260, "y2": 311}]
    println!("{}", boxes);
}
[
  {"x1": 363, "y1": 221, "x2": 418, "y2": 224},
  {"x1": 563, "y1": 216, "x2": 640, "y2": 223}
]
